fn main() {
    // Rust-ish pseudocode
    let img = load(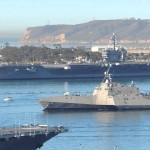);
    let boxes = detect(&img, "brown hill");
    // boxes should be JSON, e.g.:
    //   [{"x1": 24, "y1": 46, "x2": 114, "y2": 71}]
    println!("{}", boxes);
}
[{"x1": 19, "y1": 19, "x2": 150, "y2": 44}]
